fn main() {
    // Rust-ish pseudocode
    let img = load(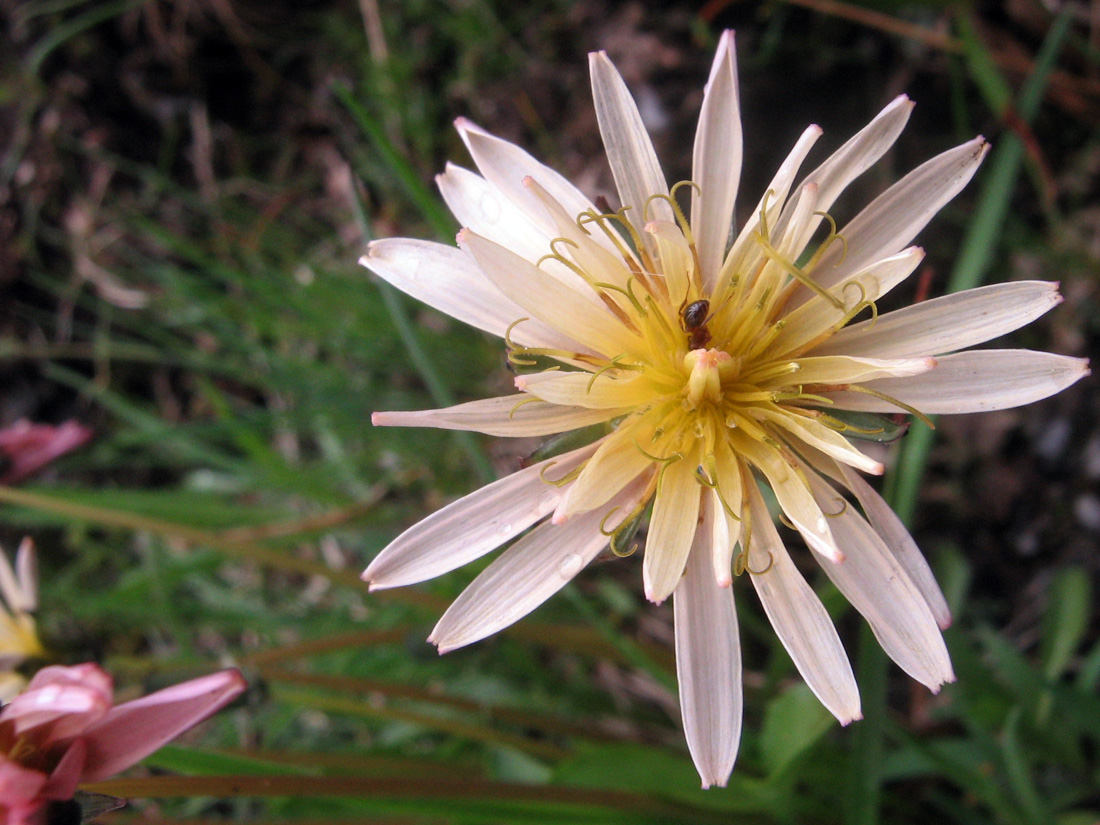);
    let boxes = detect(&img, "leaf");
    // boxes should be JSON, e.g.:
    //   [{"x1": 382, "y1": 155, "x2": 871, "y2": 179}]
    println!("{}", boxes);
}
[
  {"x1": 760, "y1": 682, "x2": 834, "y2": 776},
  {"x1": 1039, "y1": 567, "x2": 1091, "y2": 682}
]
